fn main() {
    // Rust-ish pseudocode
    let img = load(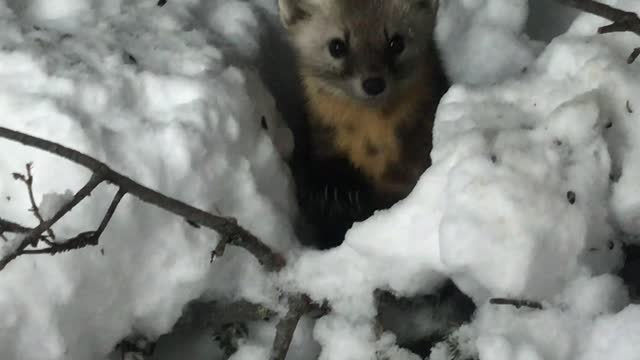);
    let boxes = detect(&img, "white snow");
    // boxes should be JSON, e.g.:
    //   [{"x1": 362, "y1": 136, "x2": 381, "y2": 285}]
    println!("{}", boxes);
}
[
  {"x1": 38, "y1": 190, "x2": 74, "y2": 220},
  {"x1": 2, "y1": 0, "x2": 640, "y2": 359},
  {"x1": 0, "y1": 0, "x2": 298, "y2": 359},
  {"x1": 435, "y1": 0, "x2": 542, "y2": 85},
  {"x1": 580, "y1": 305, "x2": 640, "y2": 360}
]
